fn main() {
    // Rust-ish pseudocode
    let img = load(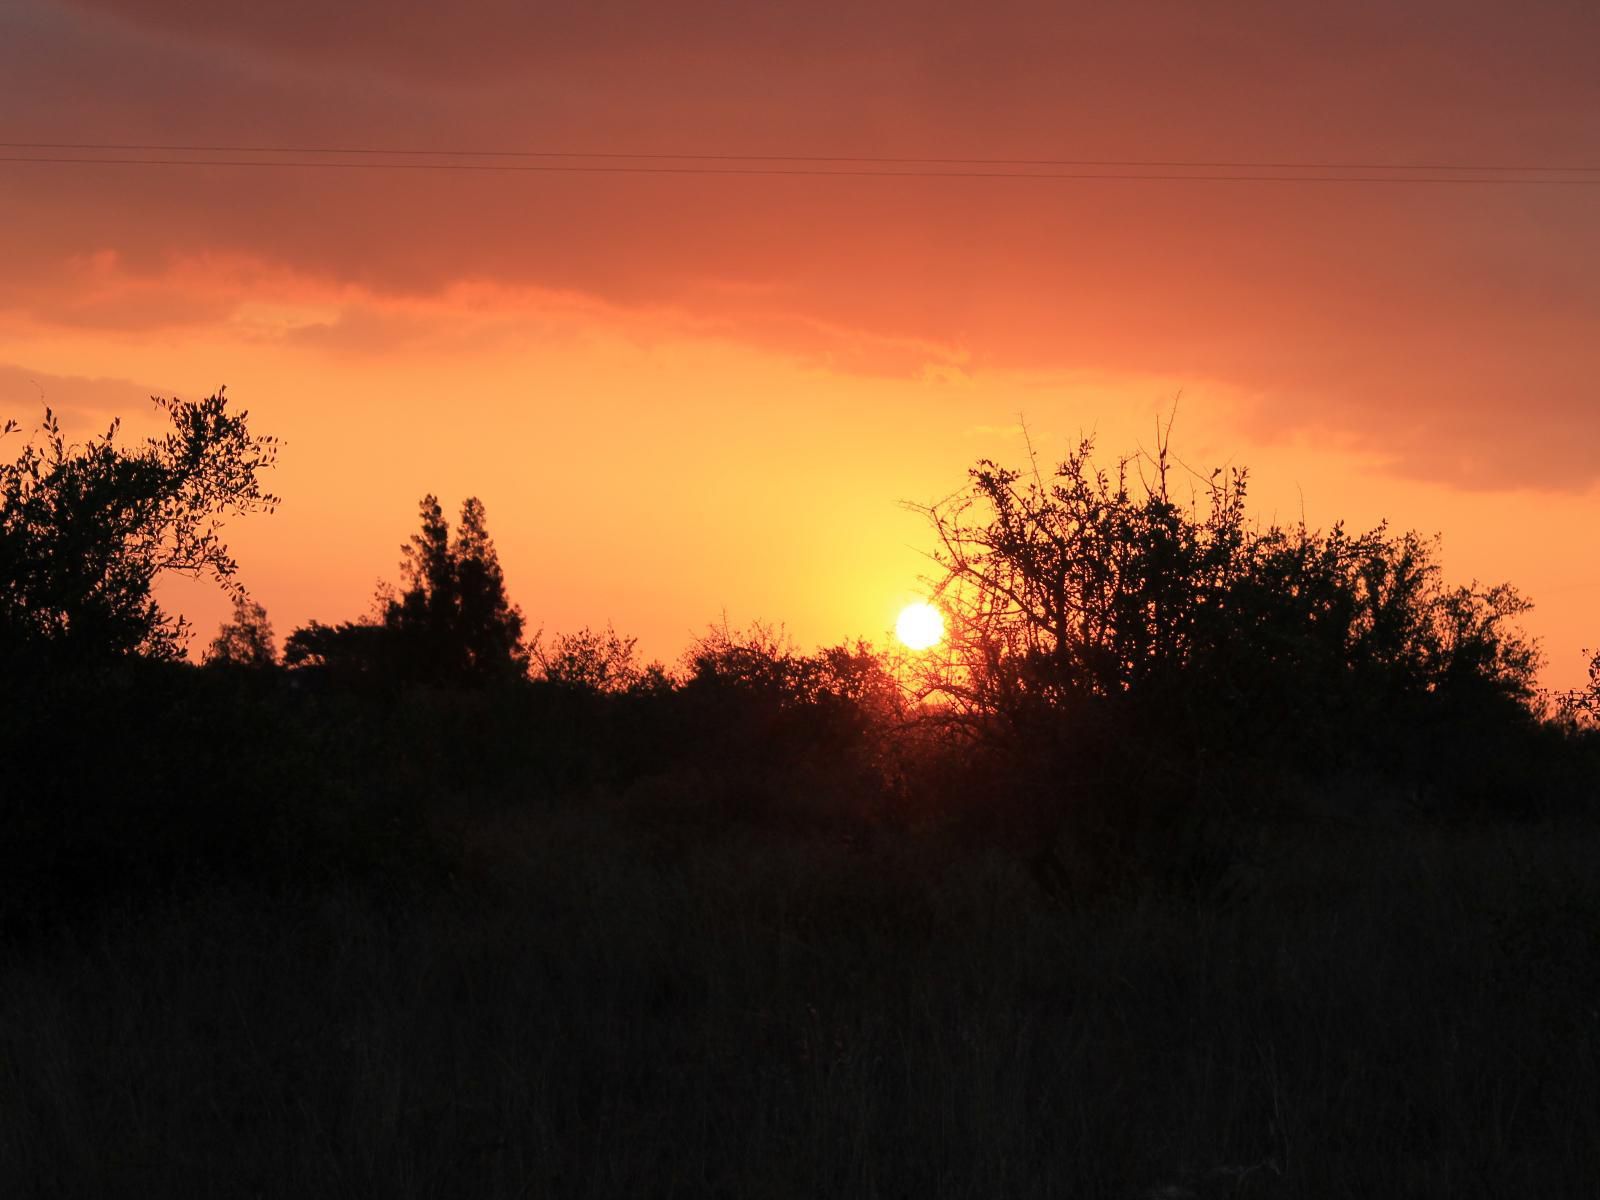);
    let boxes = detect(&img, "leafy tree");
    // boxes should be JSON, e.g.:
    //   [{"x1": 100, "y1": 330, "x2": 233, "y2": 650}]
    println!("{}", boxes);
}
[
  {"x1": 814, "y1": 640, "x2": 905, "y2": 721},
  {"x1": 684, "y1": 620, "x2": 818, "y2": 704},
  {"x1": 535, "y1": 624, "x2": 651, "y2": 692},
  {"x1": 912, "y1": 431, "x2": 1250, "y2": 727},
  {"x1": 281, "y1": 619, "x2": 391, "y2": 680},
  {"x1": 921, "y1": 430, "x2": 1539, "y2": 699},
  {"x1": 204, "y1": 595, "x2": 278, "y2": 668},
  {"x1": 0, "y1": 392, "x2": 278, "y2": 664},
  {"x1": 912, "y1": 427, "x2": 1543, "y2": 806},
  {"x1": 1215, "y1": 524, "x2": 1539, "y2": 721},
  {"x1": 286, "y1": 495, "x2": 527, "y2": 685},
  {"x1": 384, "y1": 495, "x2": 528, "y2": 682},
  {"x1": 681, "y1": 623, "x2": 902, "y2": 725}
]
